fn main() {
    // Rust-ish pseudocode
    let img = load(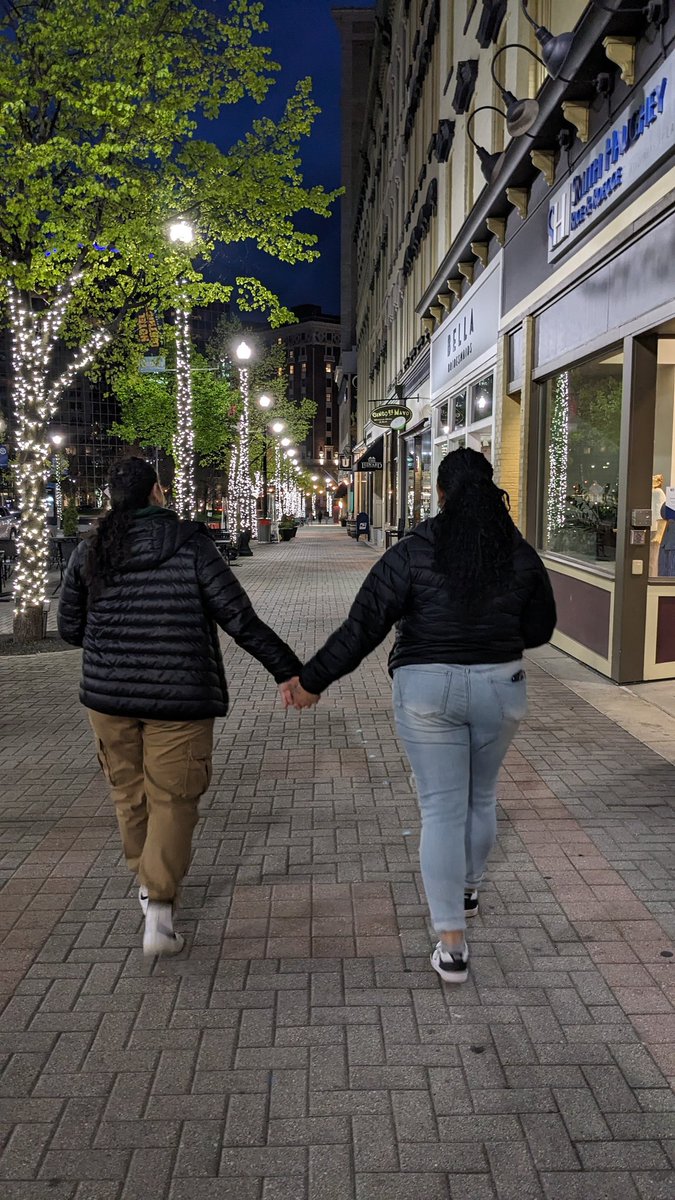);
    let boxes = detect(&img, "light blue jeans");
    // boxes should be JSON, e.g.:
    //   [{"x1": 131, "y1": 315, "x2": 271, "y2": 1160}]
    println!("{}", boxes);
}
[{"x1": 393, "y1": 661, "x2": 526, "y2": 932}]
